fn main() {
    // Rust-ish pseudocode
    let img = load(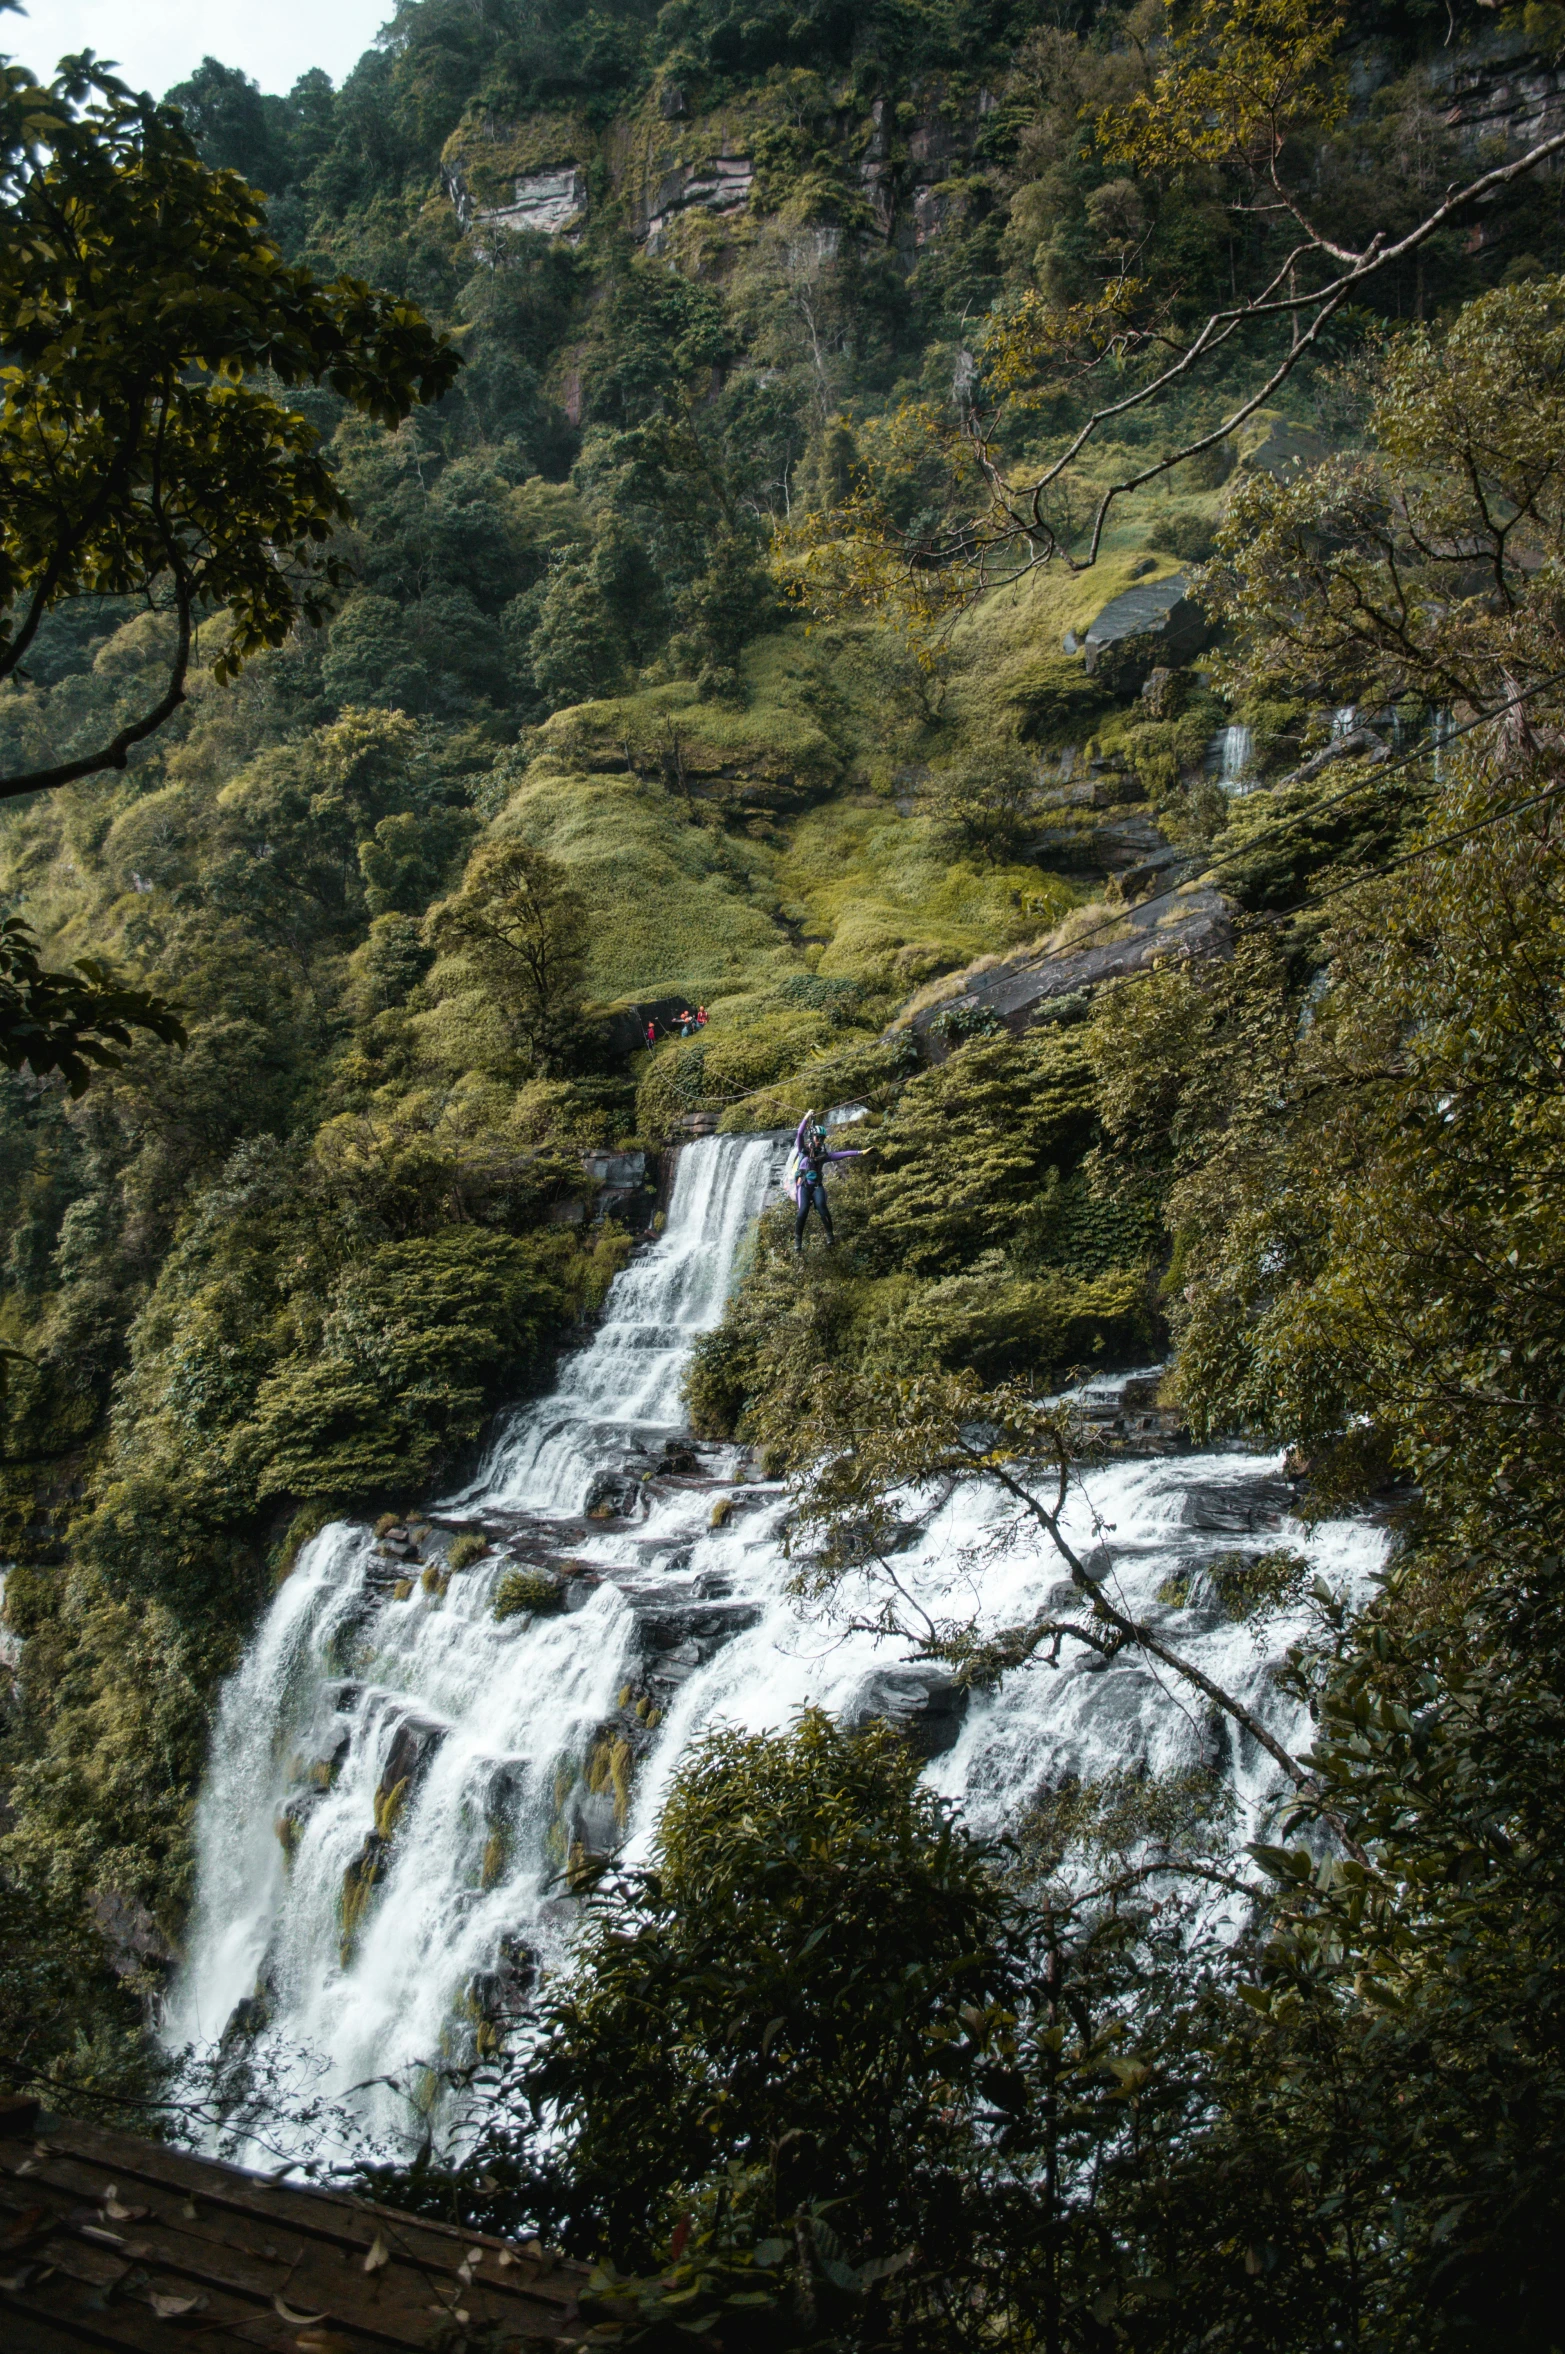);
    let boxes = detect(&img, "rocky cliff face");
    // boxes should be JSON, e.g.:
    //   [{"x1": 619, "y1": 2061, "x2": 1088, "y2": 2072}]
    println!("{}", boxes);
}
[{"x1": 440, "y1": 70, "x2": 996, "y2": 273}]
